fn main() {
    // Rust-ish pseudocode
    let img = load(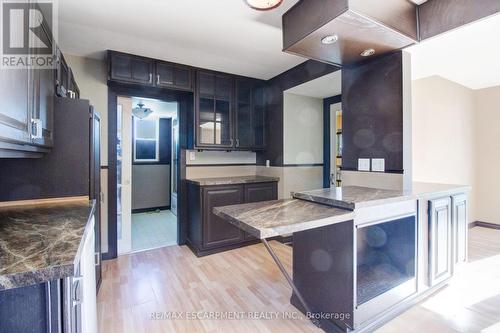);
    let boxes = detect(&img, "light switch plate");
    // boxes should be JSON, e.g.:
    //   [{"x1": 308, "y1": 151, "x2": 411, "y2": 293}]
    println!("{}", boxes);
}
[
  {"x1": 372, "y1": 158, "x2": 385, "y2": 172},
  {"x1": 189, "y1": 151, "x2": 196, "y2": 161},
  {"x1": 358, "y1": 158, "x2": 371, "y2": 171}
]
